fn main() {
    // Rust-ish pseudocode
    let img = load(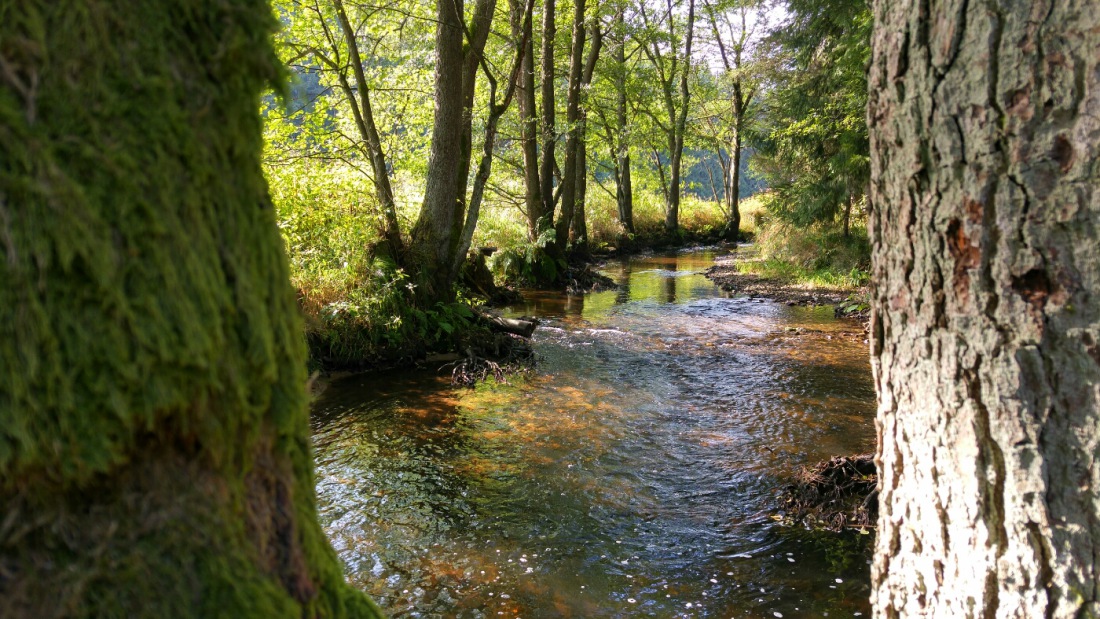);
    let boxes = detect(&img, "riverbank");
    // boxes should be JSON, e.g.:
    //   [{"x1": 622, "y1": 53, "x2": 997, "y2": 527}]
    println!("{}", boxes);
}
[
  {"x1": 703, "y1": 247, "x2": 854, "y2": 304},
  {"x1": 704, "y1": 246, "x2": 871, "y2": 327}
]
